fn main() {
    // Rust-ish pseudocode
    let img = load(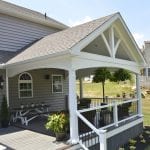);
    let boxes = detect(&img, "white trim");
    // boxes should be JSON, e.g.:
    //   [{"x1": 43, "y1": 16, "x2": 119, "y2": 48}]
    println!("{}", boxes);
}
[
  {"x1": 76, "y1": 111, "x2": 99, "y2": 135},
  {"x1": 52, "y1": 74, "x2": 63, "y2": 94},
  {"x1": 18, "y1": 72, "x2": 33, "y2": 99},
  {"x1": 6, "y1": 50, "x2": 70, "y2": 67},
  {"x1": 71, "y1": 13, "x2": 119, "y2": 54},
  {"x1": 78, "y1": 141, "x2": 89, "y2": 150},
  {"x1": 106, "y1": 117, "x2": 143, "y2": 138},
  {"x1": 101, "y1": 33, "x2": 112, "y2": 57},
  {"x1": 114, "y1": 39, "x2": 121, "y2": 55},
  {"x1": 109, "y1": 26, "x2": 115, "y2": 58},
  {"x1": 6, "y1": 69, "x2": 9, "y2": 106},
  {"x1": 73, "y1": 52, "x2": 140, "y2": 73},
  {"x1": 117, "y1": 15, "x2": 146, "y2": 64}
]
